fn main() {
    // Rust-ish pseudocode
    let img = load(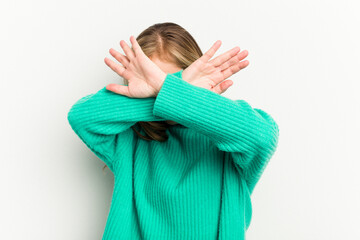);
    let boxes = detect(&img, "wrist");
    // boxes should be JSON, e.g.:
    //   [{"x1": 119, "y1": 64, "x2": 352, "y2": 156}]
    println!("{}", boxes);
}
[{"x1": 154, "y1": 71, "x2": 167, "y2": 96}]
